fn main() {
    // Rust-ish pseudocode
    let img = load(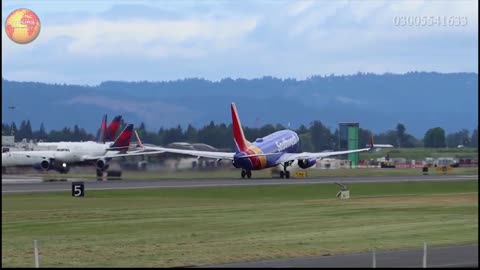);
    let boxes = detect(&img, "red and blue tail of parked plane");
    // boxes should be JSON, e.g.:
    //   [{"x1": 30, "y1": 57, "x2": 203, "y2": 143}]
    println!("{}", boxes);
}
[
  {"x1": 97, "y1": 114, "x2": 108, "y2": 144},
  {"x1": 106, "y1": 115, "x2": 122, "y2": 141},
  {"x1": 97, "y1": 114, "x2": 123, "y2": 143},
  {"x1": 109, "y1": 124, "x2": 133, "y2": 152}
]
